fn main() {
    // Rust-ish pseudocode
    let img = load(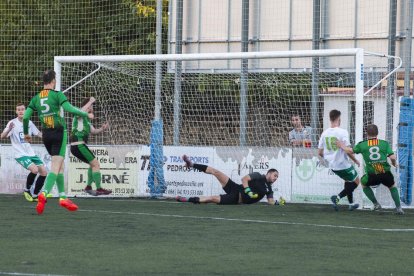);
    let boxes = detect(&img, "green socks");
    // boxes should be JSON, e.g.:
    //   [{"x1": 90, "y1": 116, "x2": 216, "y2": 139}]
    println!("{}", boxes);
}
[
  {"x1": 87, "y1": 168, "x2": 93, "y2": 186},
  {"x1": 42, "y1": 173, "x2": 66, "y2": 199},
  {"x1": 390, "y1": 187, "x2": 401, "y2": 208},
  {"x1": 364, "y1": 186, "x2": 401, "y2": 208},
  {"x1": 87, "y1": 168, "x2": 102, "y2": 189},
  {"x1": 93, "y1": 172, "x2": 102, "y2": 189},
  {"x1": 43, "y1": 172, "x2": 57, "y2": 195},
  {"x1": 56, "y1": 173, "x2": 67, "y2": 199},
  {"x1": 363, "y1": 186, "x2": 378, "y2": 204}
]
